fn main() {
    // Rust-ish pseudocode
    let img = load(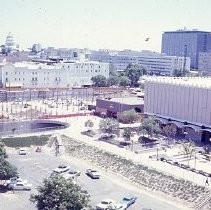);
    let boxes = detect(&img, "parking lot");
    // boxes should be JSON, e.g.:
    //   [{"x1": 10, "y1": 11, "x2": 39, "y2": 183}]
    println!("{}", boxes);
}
[{"x1": 0, "y1": 146, "x2": 183, "y2": 210}]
